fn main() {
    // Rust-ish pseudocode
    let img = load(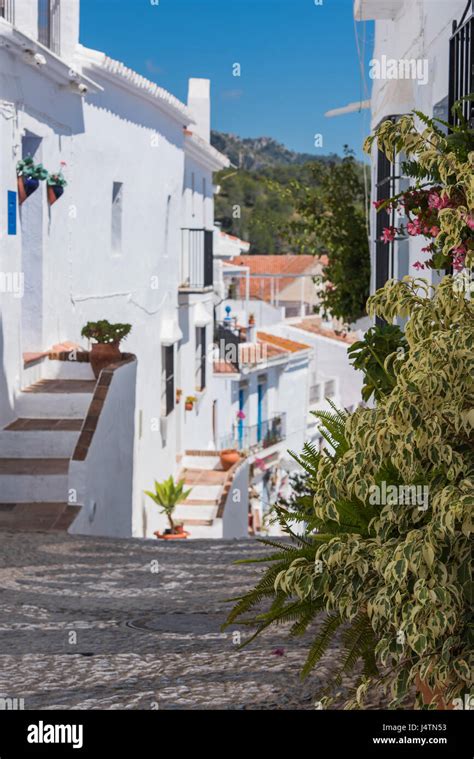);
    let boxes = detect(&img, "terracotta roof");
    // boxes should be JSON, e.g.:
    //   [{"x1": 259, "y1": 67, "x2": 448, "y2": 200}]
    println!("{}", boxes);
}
[
  {"x1": 293, "y1": 317, "x2": 358, "y2": 345},
  {"x1": 257, "y1": 332, "x2": 311, "y2": 353},
  {"x1": 228, "y1": 255, "x2": 327, "y2": 302}
]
